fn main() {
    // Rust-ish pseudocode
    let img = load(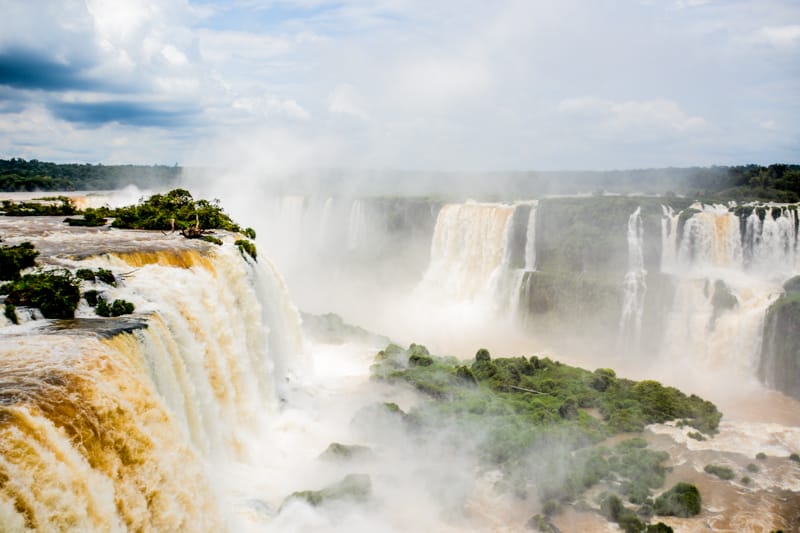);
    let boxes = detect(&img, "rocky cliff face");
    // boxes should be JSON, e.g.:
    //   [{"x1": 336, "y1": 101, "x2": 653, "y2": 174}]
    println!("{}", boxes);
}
[{"x1": 759, "y1": 277, "x2": 800, "y2": 399}]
